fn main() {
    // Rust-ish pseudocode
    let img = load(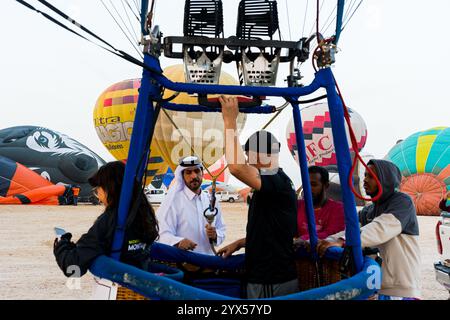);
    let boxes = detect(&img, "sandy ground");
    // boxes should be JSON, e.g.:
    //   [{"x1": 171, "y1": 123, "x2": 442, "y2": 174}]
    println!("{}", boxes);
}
[{"x1": 0, "y1": 203, "x2": 448, "y2": 300}]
